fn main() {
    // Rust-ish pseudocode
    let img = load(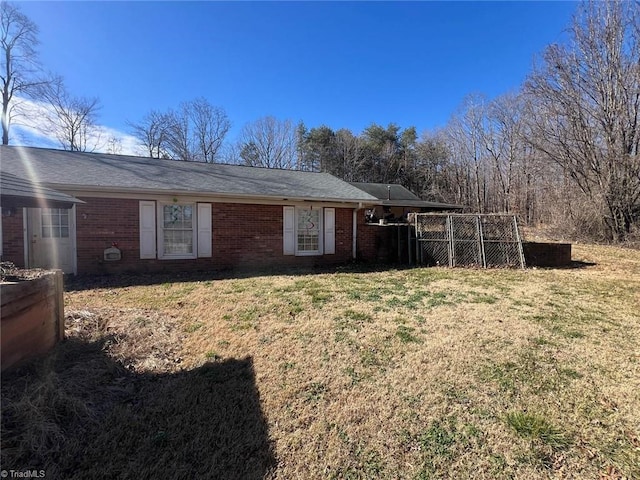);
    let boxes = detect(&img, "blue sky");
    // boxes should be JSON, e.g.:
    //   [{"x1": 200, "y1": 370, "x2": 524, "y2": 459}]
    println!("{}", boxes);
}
[{"x1": 19, "y1": 1, "x2": 576, "y2": 151}]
